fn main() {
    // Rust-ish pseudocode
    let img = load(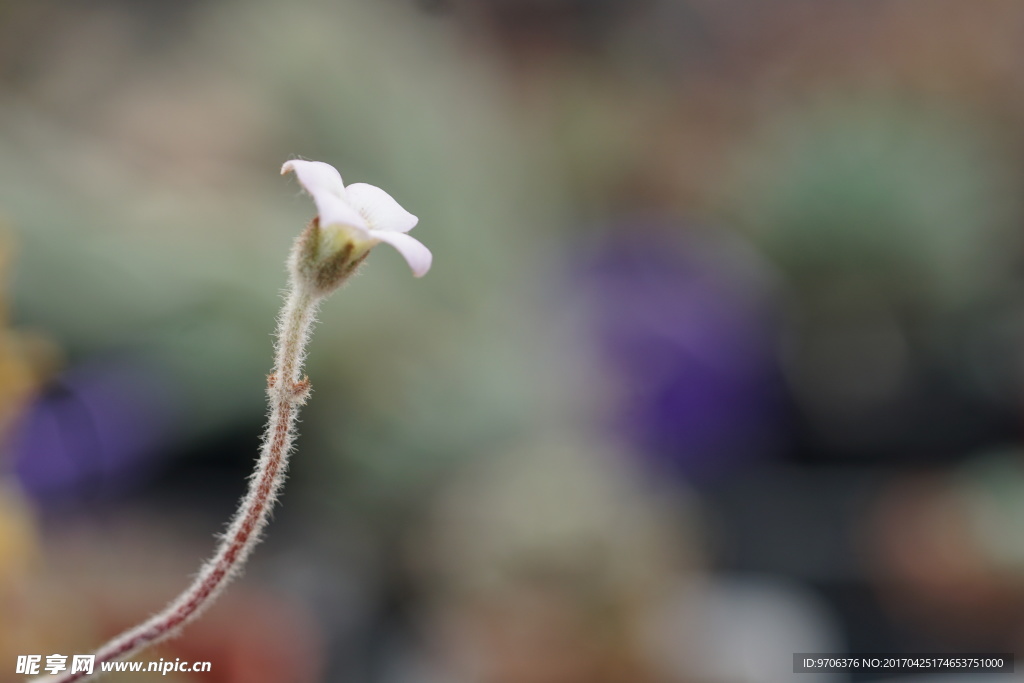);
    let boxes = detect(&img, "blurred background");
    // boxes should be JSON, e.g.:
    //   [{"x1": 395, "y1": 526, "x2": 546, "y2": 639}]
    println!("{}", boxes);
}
[{"x1": 2, "y1": 0, "x2": 1024, "y2": 681}]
